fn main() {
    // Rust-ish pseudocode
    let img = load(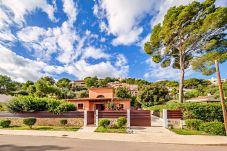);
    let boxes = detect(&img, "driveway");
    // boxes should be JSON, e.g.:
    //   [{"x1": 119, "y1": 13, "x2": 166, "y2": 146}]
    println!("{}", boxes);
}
[{"x1": 0, "y1": 135, "x2": 226, "y2": 151}]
